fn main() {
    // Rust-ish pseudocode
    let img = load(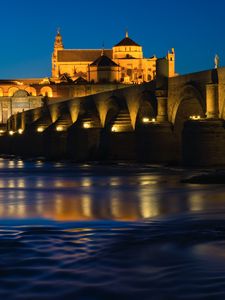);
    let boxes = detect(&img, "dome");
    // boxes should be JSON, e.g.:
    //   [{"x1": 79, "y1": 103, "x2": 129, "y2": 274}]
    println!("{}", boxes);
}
[{"x1": 114, "y1": 32, "x2": 140, "y2": 47}]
